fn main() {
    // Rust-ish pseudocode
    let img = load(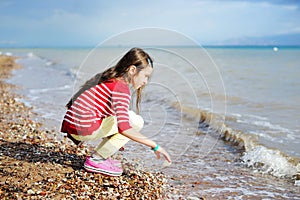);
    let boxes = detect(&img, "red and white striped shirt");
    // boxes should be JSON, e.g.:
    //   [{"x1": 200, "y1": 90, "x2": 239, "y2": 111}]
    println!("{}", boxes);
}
[{"x1": 61, "y1": 78, "x2": 132, "y2": 136}]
